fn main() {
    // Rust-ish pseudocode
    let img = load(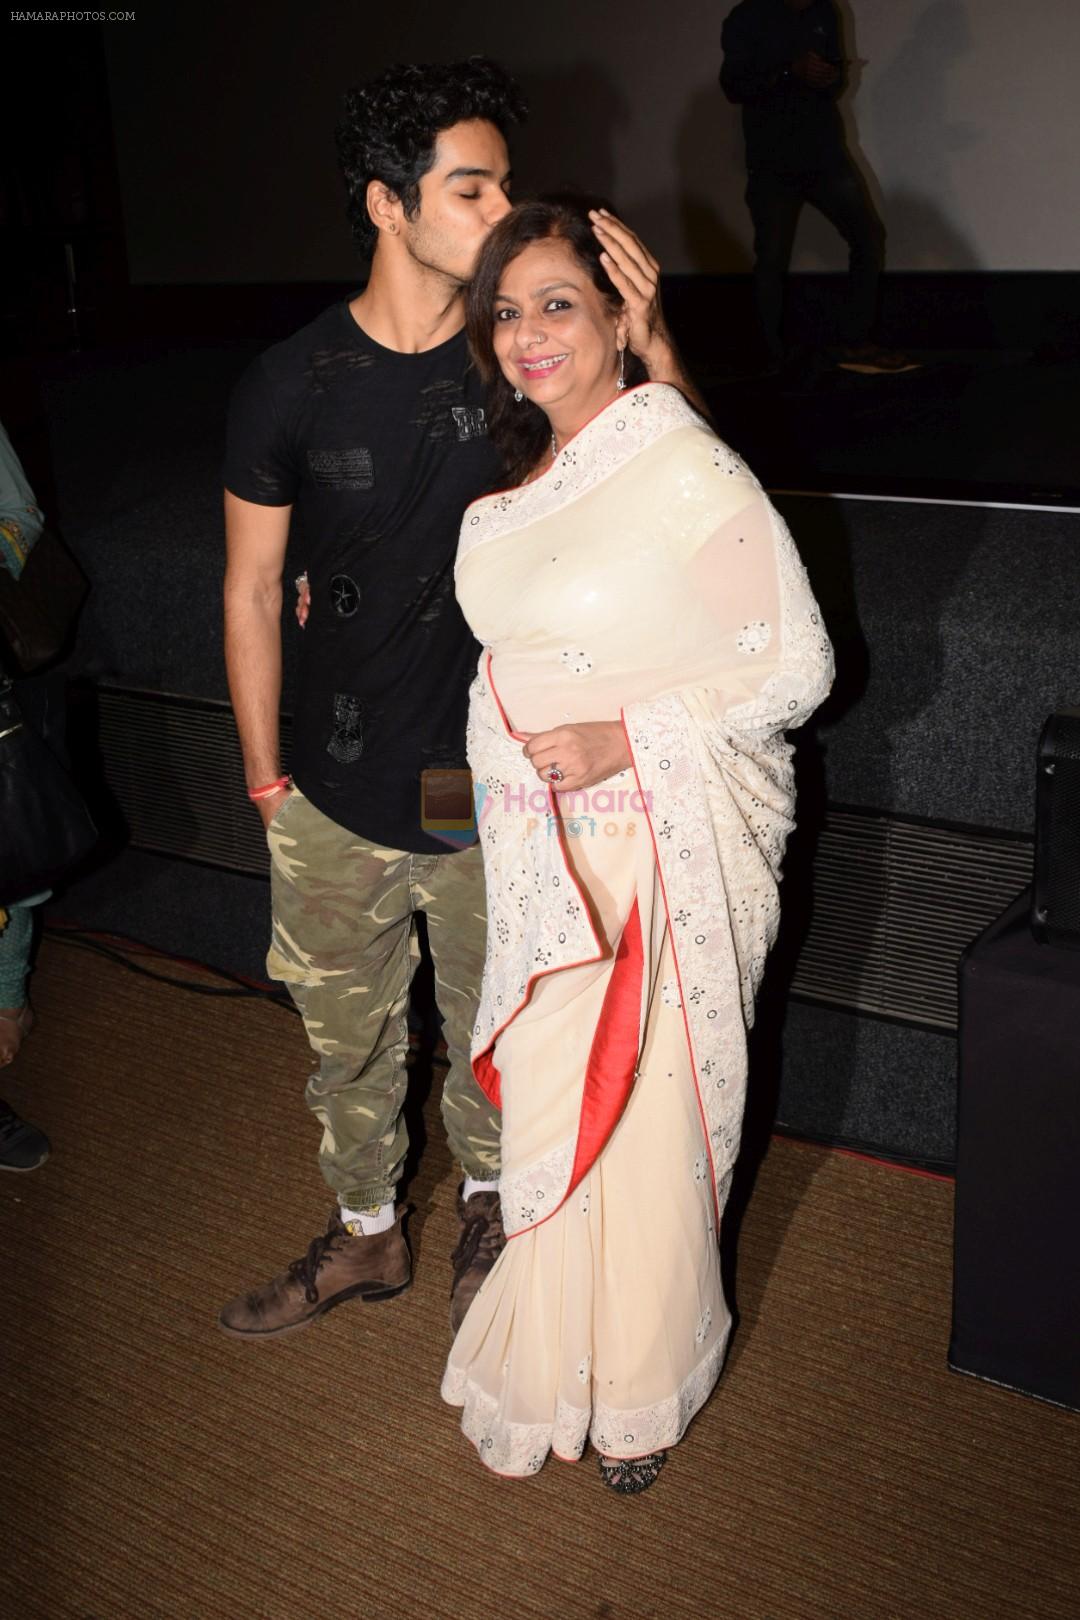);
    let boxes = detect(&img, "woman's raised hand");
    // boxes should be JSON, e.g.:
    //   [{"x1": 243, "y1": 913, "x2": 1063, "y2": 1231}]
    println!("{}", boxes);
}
[
  {"x1": 589, "y1": 210, "x2": 708, "y2": 414},
  {"x1": 589, "y1": 209, "x2": 669, "y2": 362}
]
